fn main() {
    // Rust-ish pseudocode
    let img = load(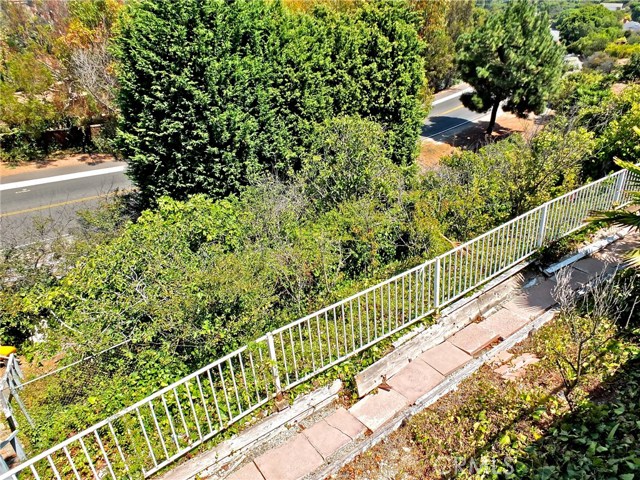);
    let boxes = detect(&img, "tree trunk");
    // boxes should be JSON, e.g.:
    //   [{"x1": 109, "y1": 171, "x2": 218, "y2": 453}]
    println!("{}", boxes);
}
[{"x1": 486, "y1": 100, "x2": 500, "y2": 135}]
